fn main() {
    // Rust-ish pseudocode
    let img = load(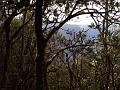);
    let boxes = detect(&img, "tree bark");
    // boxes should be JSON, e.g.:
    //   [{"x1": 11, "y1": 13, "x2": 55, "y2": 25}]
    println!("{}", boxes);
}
[
  {"x1": 0, "y1": 19, "x2": 11, "y2": 90},
  {"x1": 35, "y1": 0, "x2": 48, "y2": 90}
]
